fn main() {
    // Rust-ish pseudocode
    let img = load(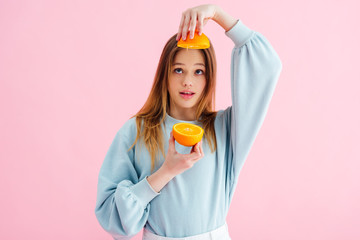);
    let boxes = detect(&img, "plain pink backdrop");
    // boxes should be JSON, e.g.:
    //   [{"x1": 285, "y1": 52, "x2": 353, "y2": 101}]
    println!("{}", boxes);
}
[{"x1": 1, "y1": 0, "x2": 359, "y2": 239}]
